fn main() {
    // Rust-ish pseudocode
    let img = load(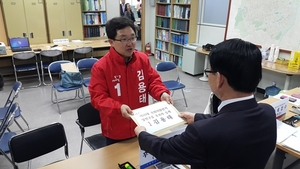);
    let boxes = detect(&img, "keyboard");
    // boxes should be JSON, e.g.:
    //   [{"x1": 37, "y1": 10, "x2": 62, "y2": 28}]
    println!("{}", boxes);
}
[{"x1": 11, "y1": 47, "x2": 32, "y2": 52}]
